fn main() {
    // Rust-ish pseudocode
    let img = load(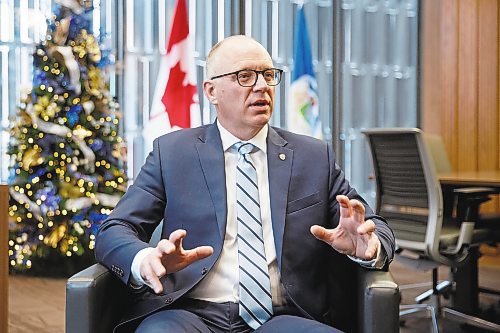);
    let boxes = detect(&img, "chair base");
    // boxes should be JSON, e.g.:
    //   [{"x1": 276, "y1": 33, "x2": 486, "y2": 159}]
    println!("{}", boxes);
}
[
  {"x1": 415, "y1": 280, "x2": 452, "y2": 303},
  {"x1": 400, "y1": 304, "x2": 439, "y2": 333},
  {"x1": 400, "y1": 303, "x2": 500, "y2": 332},
  {"x1": 399, "y1": 267, "x2": 500, "y2": 332},
  {"x1": 443, "y1": 307, "x2": 500, "y2": 332}
]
